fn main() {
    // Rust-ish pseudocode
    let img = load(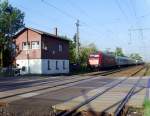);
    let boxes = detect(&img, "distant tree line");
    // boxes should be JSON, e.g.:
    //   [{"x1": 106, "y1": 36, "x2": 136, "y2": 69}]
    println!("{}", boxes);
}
[
  {"x1": 69, "y1": 38, "x2": 98, "y2": 65},
  {"x1": 106, "y1": 47, "x2": 143, "y2": 61},
  {"x1": 130, "y1": 53, "x2": 143, "y2": 61},
  {"x1": 69, "y1": 39, "x2": 143, "y2": 67}
]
